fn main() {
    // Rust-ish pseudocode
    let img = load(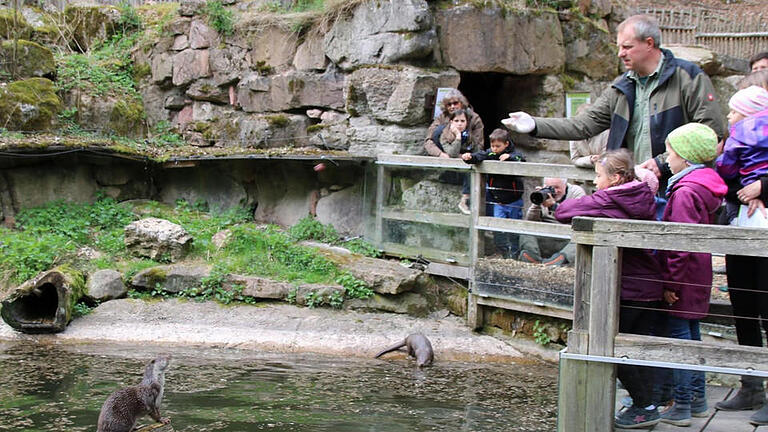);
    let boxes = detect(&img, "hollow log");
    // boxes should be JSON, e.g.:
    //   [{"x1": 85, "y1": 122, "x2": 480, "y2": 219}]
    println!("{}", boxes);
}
[{"x1": 1, "y1": 266, "x2": 86, "y2": 333}]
